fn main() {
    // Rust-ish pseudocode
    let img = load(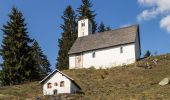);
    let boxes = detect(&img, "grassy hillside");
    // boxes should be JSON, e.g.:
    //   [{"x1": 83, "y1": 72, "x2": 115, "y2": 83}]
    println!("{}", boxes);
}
[
  {"x1": 0, "y1": 82, "x2": 42, "y2": 100},
  {"x1": 0, "y1": 54, "x2": 170, "y2": 100}
]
